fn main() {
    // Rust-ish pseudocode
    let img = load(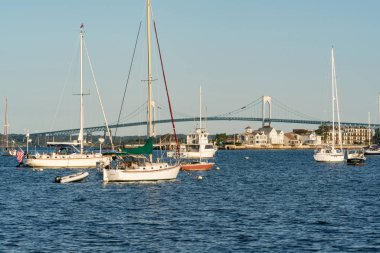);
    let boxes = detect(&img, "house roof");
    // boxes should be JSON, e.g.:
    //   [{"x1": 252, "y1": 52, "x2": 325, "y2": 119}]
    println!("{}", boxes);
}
[
  {"x1": 258, "y1": 126, "x2": 275, "y2": 134},
  {"x1": 284, "y1": 133, "x2": 297, "y2": 140}
]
